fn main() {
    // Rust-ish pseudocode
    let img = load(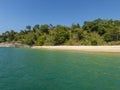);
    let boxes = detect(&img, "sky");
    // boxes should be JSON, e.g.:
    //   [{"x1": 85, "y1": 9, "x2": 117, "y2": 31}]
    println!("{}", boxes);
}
[{"x1": 0, "y1": 0, "x2": 120, "y2": 34}]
